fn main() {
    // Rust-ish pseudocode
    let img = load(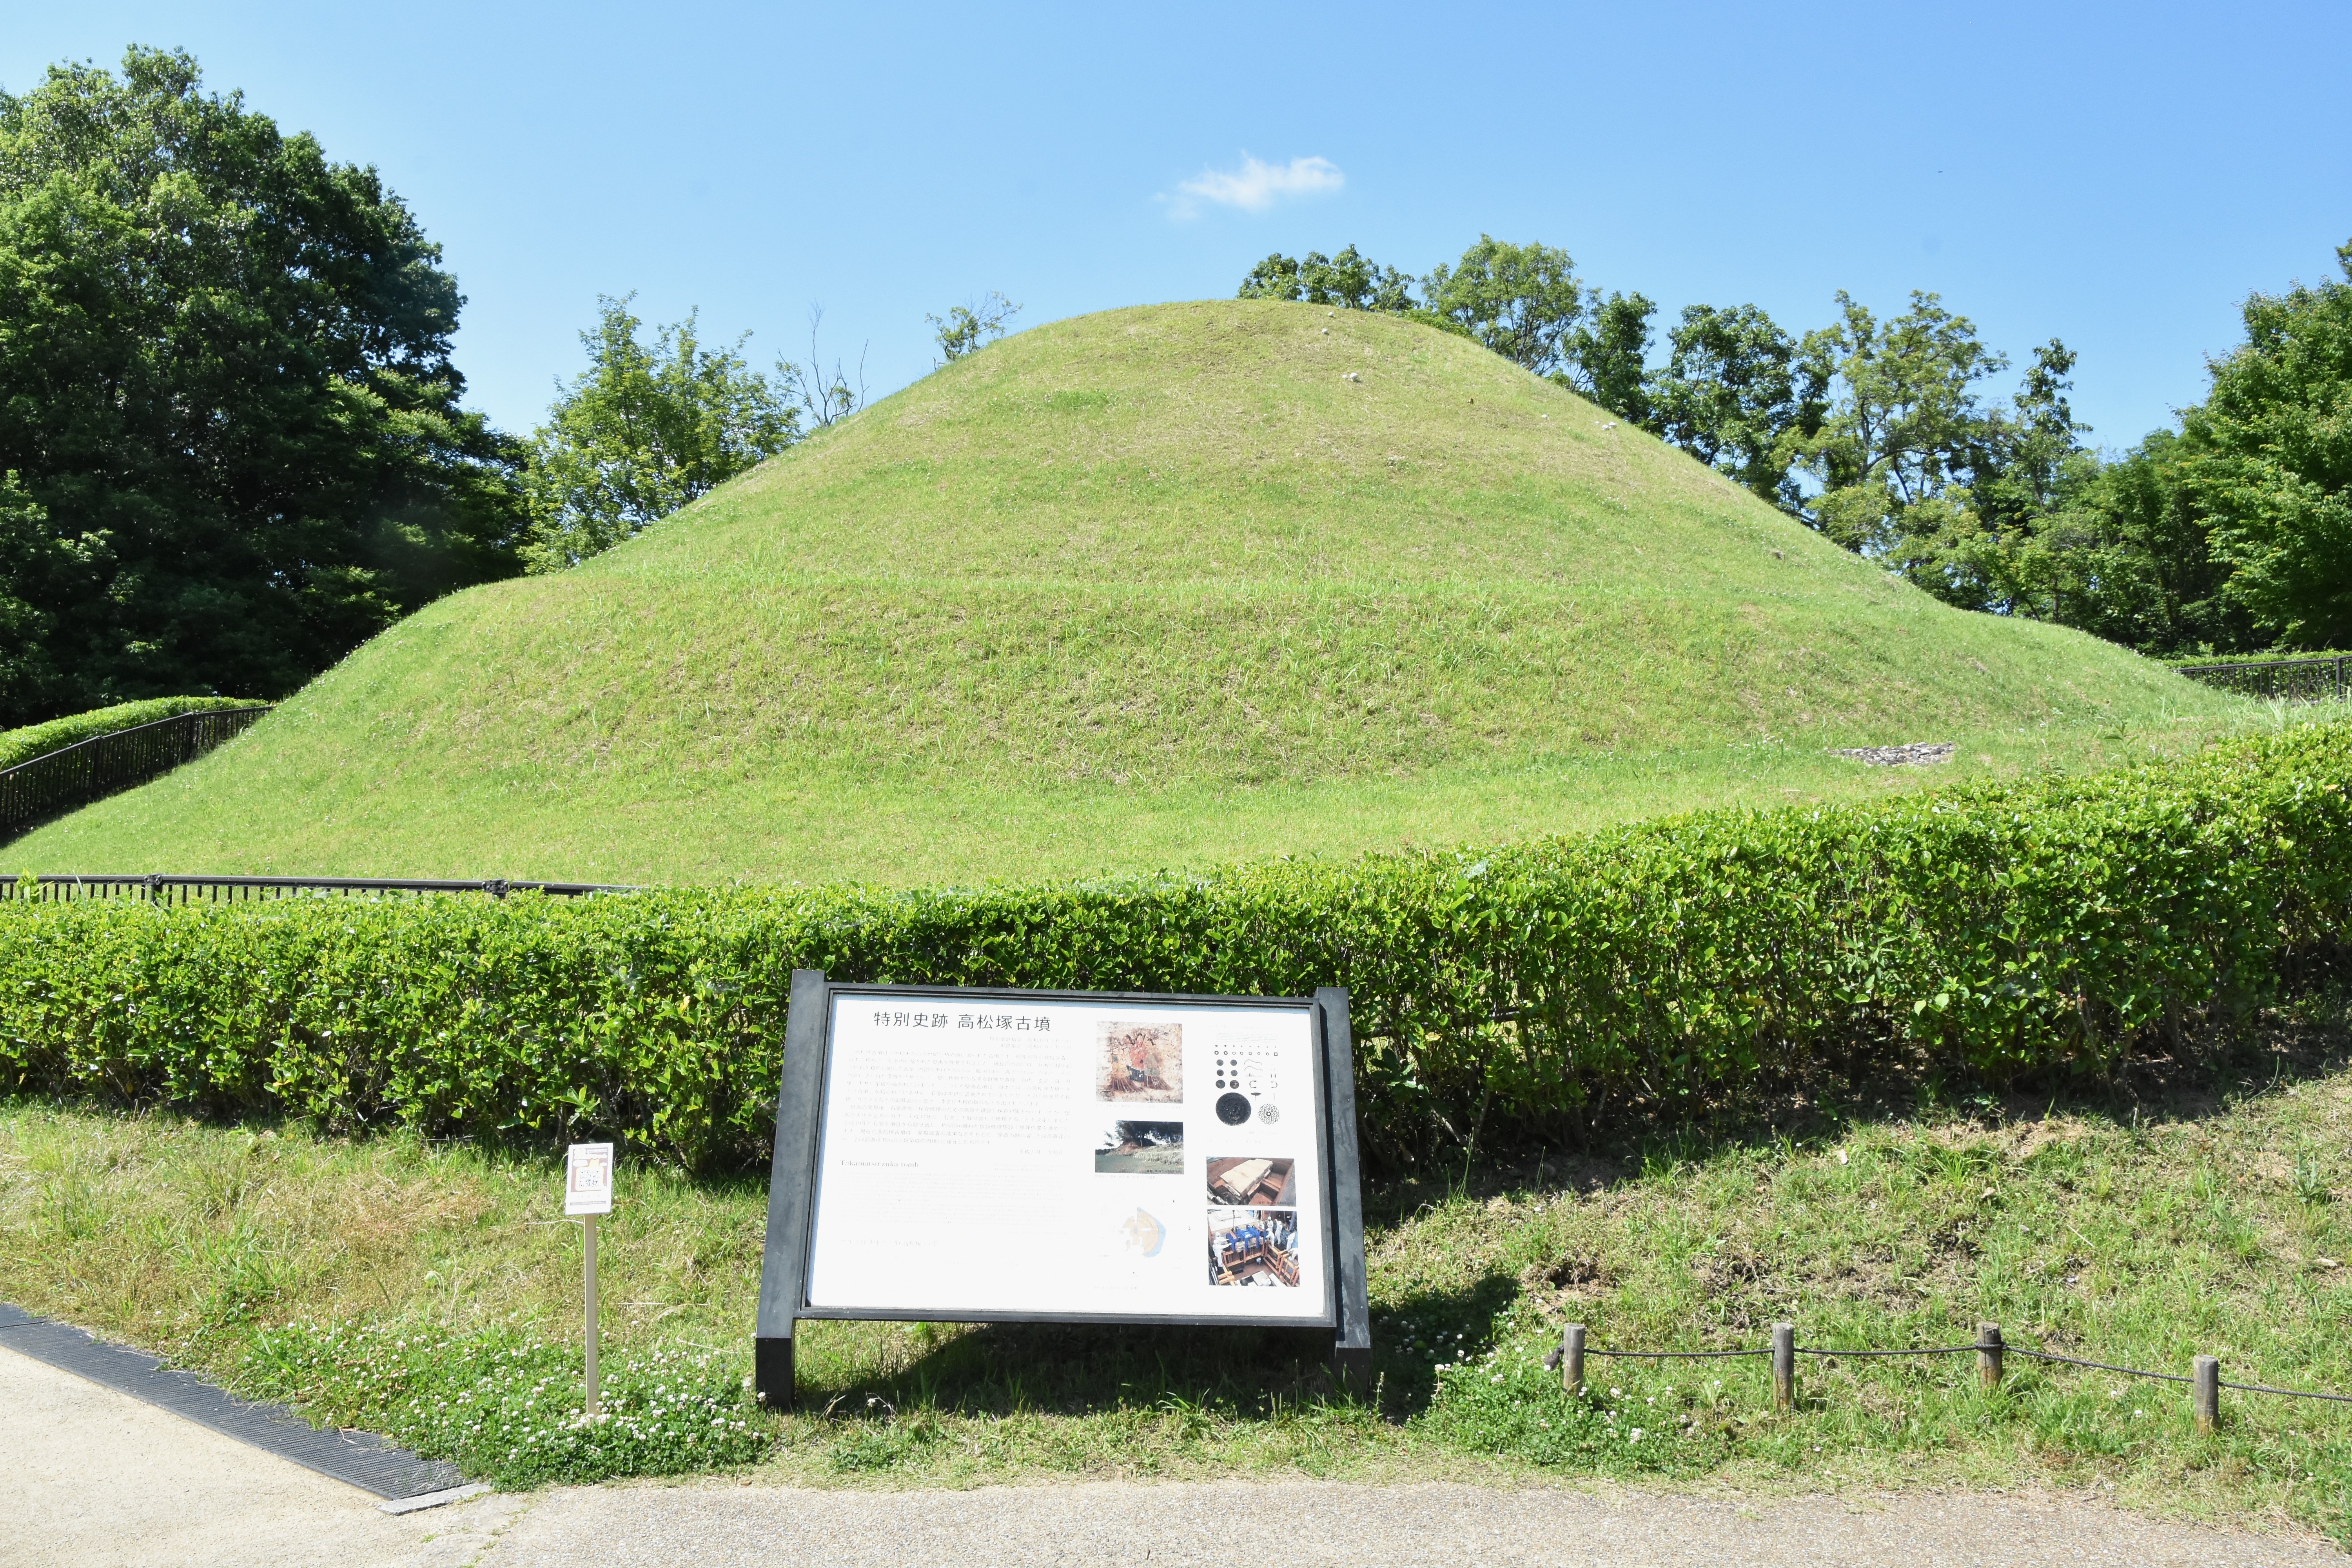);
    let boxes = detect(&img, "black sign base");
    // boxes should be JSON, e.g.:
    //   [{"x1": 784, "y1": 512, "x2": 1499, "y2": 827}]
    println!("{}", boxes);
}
[
  {"x1": 755, "y1": 1327, "x2": 1365, "y2": 1410},
  {"x1": 754, "y1": 1335, "x2": 793, "y2": 1408}
]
